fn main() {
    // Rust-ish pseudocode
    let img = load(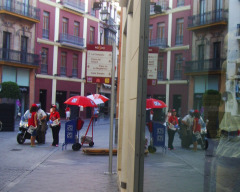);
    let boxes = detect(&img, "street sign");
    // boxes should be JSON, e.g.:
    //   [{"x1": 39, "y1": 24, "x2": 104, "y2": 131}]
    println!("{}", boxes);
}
[
  {"x1": 86, "y1": 44, "x2": 113, "y2": 84},
  {"x1": 148, "y1": 47, "x2": 159, "y2": 85}
]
